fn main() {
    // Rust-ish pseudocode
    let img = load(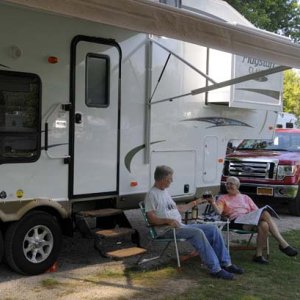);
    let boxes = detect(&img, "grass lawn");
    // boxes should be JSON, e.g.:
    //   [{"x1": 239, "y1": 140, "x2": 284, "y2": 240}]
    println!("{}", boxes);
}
[{"x1": 120, "y1": 230, "x2": 300, "y2": 300}]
